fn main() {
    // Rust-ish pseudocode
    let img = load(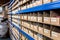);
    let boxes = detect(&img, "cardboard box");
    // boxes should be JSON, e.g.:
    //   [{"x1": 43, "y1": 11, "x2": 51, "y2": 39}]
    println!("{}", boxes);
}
[
  {"x1": 33, "y1": 2, "x2": 37, "y2": 7},
  {"x1": 27, "y1": 22, "x2": 30, "y2": 28},
  {"x1": 38, "y1": 12, "x2": 43, "y2": 22},
  {"x1": 20, "y1": 1, "x2": 23, "y2": 5},
  {"x1": 29, "y1": 4, "x2": 33, "y2": 8},
  {"x1": 12, "y1": 19, "x2": 18, "y2": 23},
  {"x1": 12, "y1": 15, "x2": 18, "y2": 18},
  {"x1": 24, "y1": 28, "x2": 27, "y2": 33},
  {"x1": 33, "y1": 13, "x2": 38, "y2": 21},
  {"x1": 5, "y1": 6, "x2": 8, "y2": 10},
  {"x1": 52, "y1": 0, "x2": 58, "y2": 2},
  {"x1": 30, "y1": 13, "x2": 34, "y2": 21},
  {"x1": 12, "y1": 29, "x2": 19, "y2": 39},
  {"x1": 13, "y1": 28, "x2": 19, "y2": 34},
  {"x1": 33, "y1": 23, "x2": 38, "y2": 31},
  {"x1": 35, "y1": 0, "x2": 42, "y2": 6},
  {"x1": 29, "y1": 30, "x2": 34, "y2": 37},
  {"x1": 44, "y1": 17, "x2": 50, "y2": 24},
  {"x1": 51, "y1": 27, "x2": 60, "y2": 40},
  {"x1": 44, "y1": 36, "x2": 52, "y2": 40},
  {"x1": 30, "y1": 22, "x2": 34, "y2": 29},
  {"x1": 28, "y1": 14, "x2": 31, "y2": 20},
  {"x1": 25, "y1": 28, "x2": 29, "y2": 34},
  {"x1": 34, "y1": 33, "x2": 38, "y2": 40},
  {"x1": 25, "y1": 22, "x2": 29, "y2": 27},
  {"x1": 44, "y1": 24, "x2": 51, "y2": 37},
  {"x1": 22, "y1": 21, "x2": 24, "y2": 25},
  {"x1": 27, "y1": 5, "x2": 30, "y2": 8},
  {"x1": 24, "y1": 14, "x2": 28, "y2": 20},
  {"x1": 21, "y1": 14, "x2": 24, "y2": 19},
  {"x1": 38, "y1": 24, "x2": 43, "y2": 34},
  {"x1": 37, "y1": 34, "x2": 43, "y2": 40},
  {"x1": 21, "y1": 6, "x2": 24, "y2": 10},
  {"x1": 22, "y1": 26, "x2": 24, "y2": 30},
  {"x1": 51, "y1": 17, "x2": 60, "y2": 25},
  {"x1": 22, "y1": 35, "x2": 26, "y2": 40},
  {"x1": 20, "y1": 14, "x2": 22, "y2": 19},
  {"x1": 23, "y1": 6, "x2": 25, "y2": 10},
  {"x1": 43, "y1": 0, "x2": 51, "y2": 4},
  {"x1": 23, "y1": 0, "x2": 26, "y2": 3}
]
